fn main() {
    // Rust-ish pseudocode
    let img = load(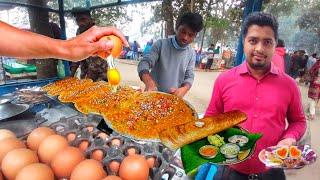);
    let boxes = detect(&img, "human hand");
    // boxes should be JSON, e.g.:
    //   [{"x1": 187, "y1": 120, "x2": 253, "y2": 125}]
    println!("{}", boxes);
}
[
  {"x1": 145, "y1": 83, "x2": 158, "y2": 92},
  {"x1": 277, "y1": 138, "x2": 296, "y2": 147},
  {"x1": 64, "y1": 26, "x2": 129, "y2": 61},
  {"x1": 169, "y1": 87, "x2": 188, "y2": 98}
]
